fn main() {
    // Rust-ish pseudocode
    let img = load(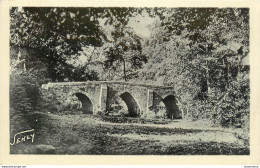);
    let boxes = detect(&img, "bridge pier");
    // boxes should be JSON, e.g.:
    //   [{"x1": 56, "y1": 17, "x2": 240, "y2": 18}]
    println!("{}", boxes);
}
[
  {"x1": 146, "y1": 90, "x2": 154, "y2": 117},
  {"x1": 98, "y1": 84, "x2": 107, "y2": 114}
]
